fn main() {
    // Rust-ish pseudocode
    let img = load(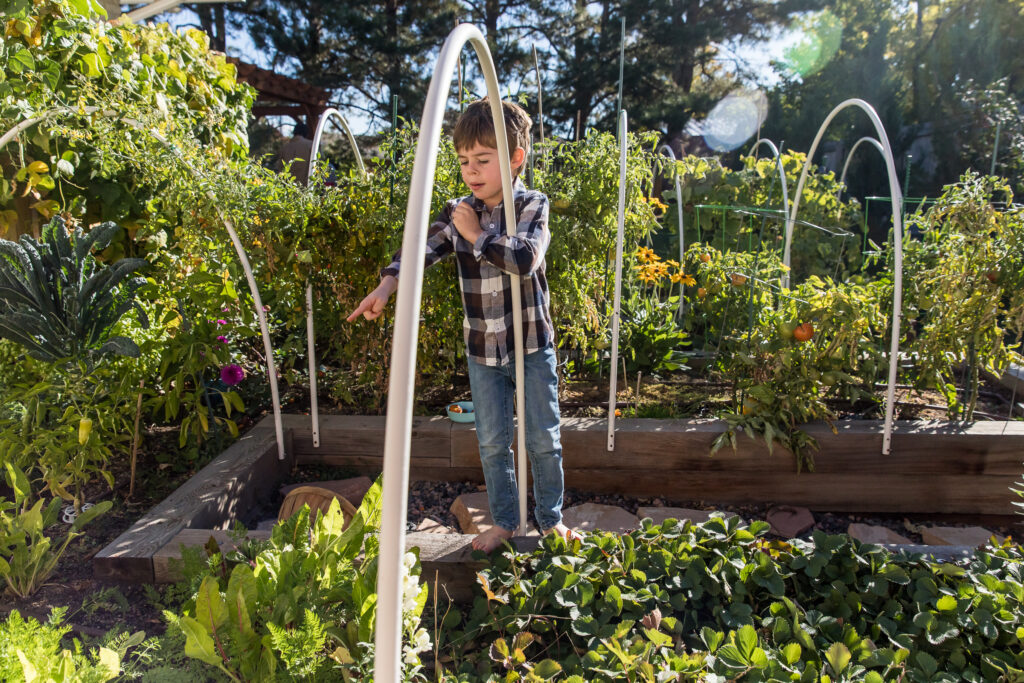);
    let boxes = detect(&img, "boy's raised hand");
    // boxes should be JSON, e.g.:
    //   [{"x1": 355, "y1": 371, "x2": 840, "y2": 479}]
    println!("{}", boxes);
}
[{"x1": 452, "y1": 200, "x2": 482, "y2": 243}]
